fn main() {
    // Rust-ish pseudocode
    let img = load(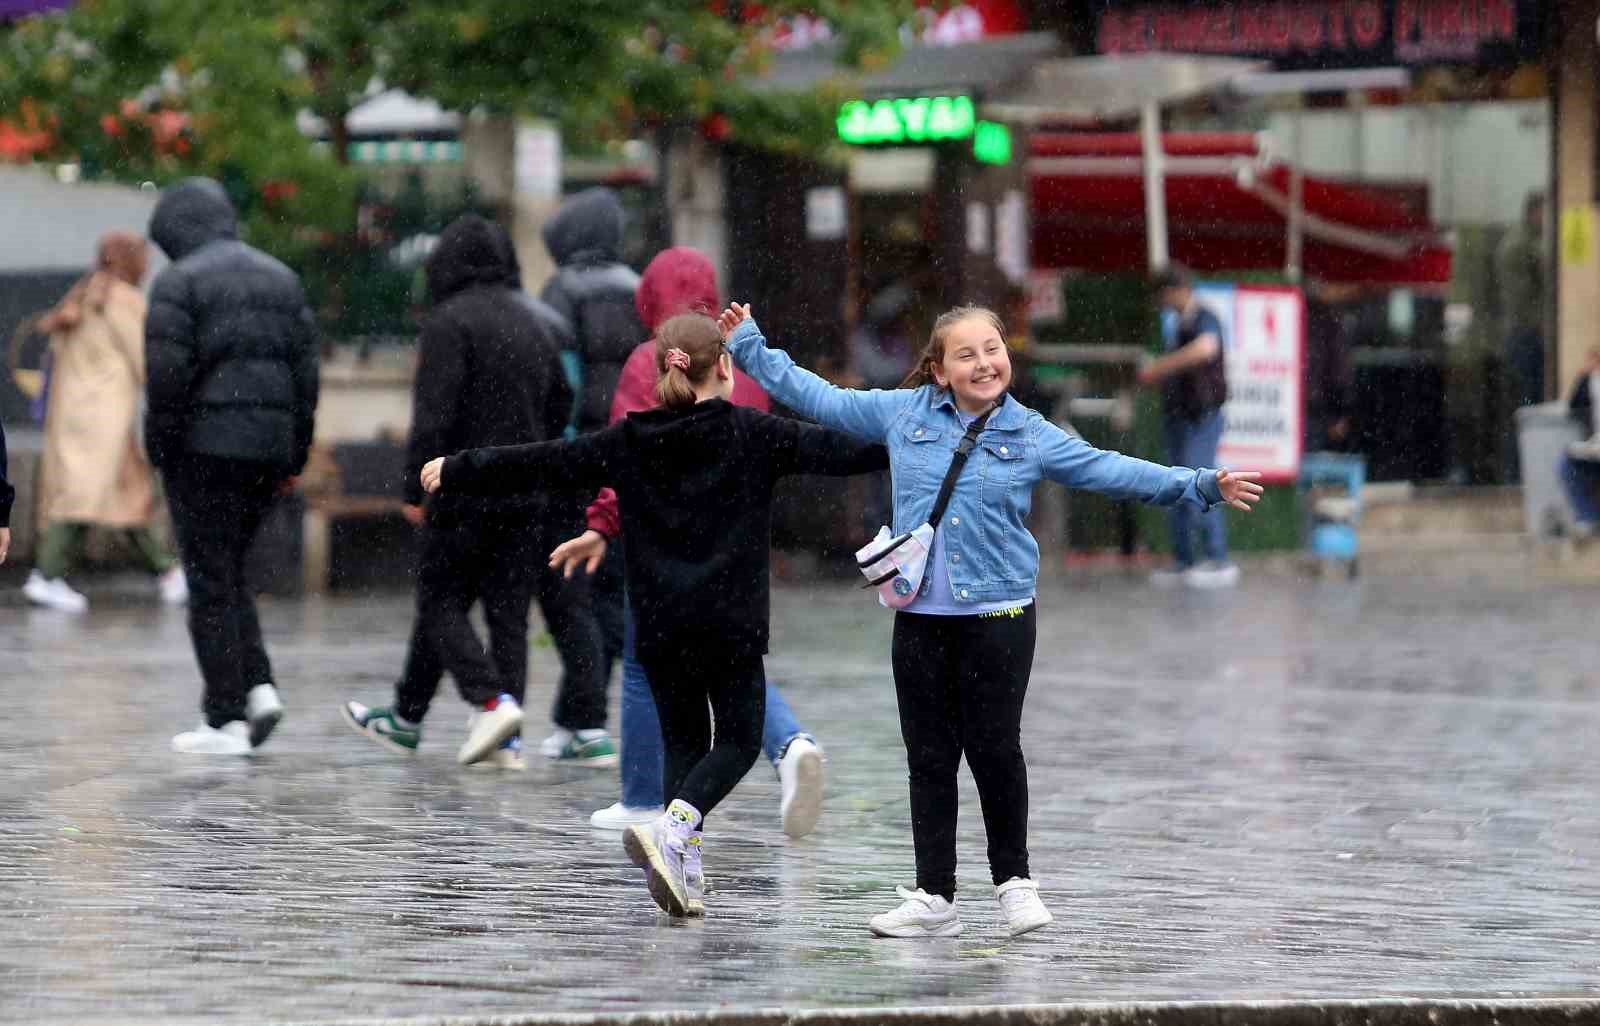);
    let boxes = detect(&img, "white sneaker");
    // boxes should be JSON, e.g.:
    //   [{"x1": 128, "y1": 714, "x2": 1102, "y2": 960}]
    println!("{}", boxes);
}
[
  {"x1": 158, "y1": 566, "x2": 188, "y2": 605},
  {"x1": 24, "y1": 570, "x2": 88, "y2": 613},
  {"x1": 995, "y1": 877, "x2": 1053, "y2": 937},
  {"x1": 459, "y1": 696, "x2": 524, "y2": 766},
  {"x1": 539, "y1": 728, "x2": 574, "y2": 758},
  {"x1": 1184, "y1": 561, "x2": 1241, "y2": 590},
  {"x1": 172, "y1": 721, "x2": 252, "y2": 755},
  {"x1": 245, "y1": 683, "x2": 284, "y2": 748},
  {"x1": 868, "y1": 885, "x2": 962, "y2": 938},
  {"x1": 590, "y1": 801, "x2": 665, "y2": 830},
  {"x1": 777, "y1": 736, "x2": 824, "y2": 839}
]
